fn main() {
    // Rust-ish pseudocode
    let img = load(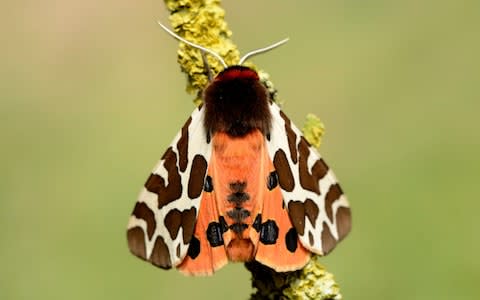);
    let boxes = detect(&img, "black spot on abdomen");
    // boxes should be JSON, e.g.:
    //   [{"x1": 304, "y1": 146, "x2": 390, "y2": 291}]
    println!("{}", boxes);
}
[
  {"x1": 229, "y1": 223, "x2": 248, "y2": 234},
  {"x1": 227, "y1": 207, "x2": 250, "y2": 222}
]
